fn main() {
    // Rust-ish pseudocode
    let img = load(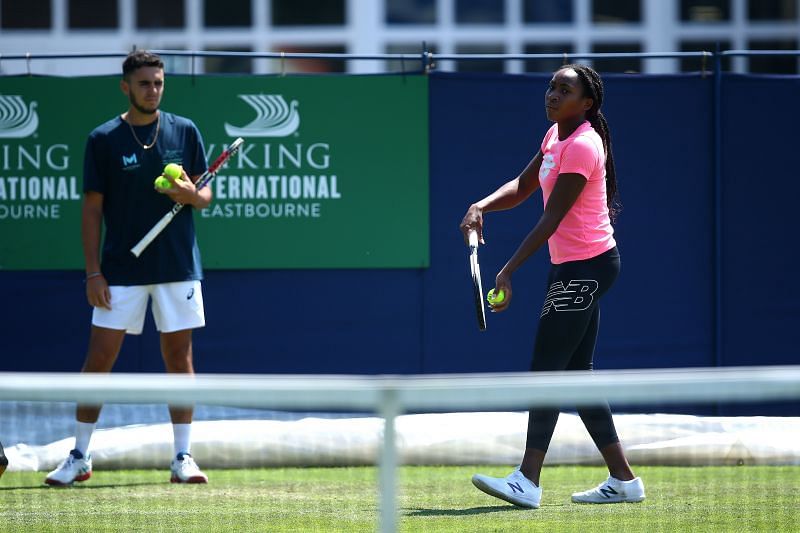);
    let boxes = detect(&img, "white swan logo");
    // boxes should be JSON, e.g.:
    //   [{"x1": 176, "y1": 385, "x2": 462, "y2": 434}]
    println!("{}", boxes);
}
[
  {"x1": 0, "y1": 95, "x2": 39, "y2": 138},
  {"x1": 224, "y1": 94, "x2": 300, "y2": 137}
]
